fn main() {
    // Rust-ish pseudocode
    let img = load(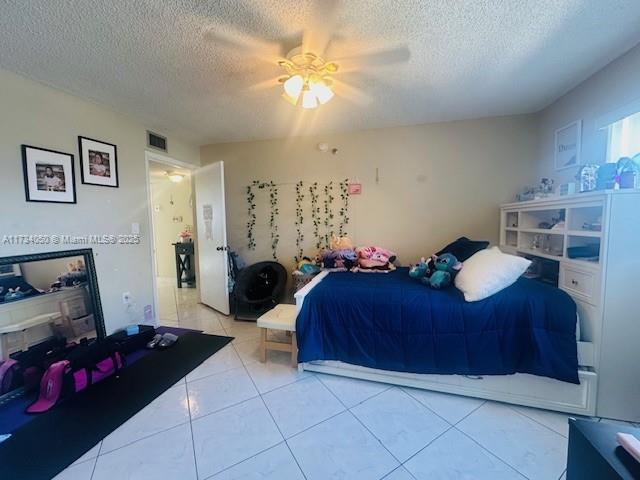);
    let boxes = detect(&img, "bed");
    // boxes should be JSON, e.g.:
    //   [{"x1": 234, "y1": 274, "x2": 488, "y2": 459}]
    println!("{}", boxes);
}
[
  {"x1": 0, "y1": 276, "x2": 42, "y2": 304},
  {"x1": 295, "y1": 268, "x2": 598, "y2": 415}
]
